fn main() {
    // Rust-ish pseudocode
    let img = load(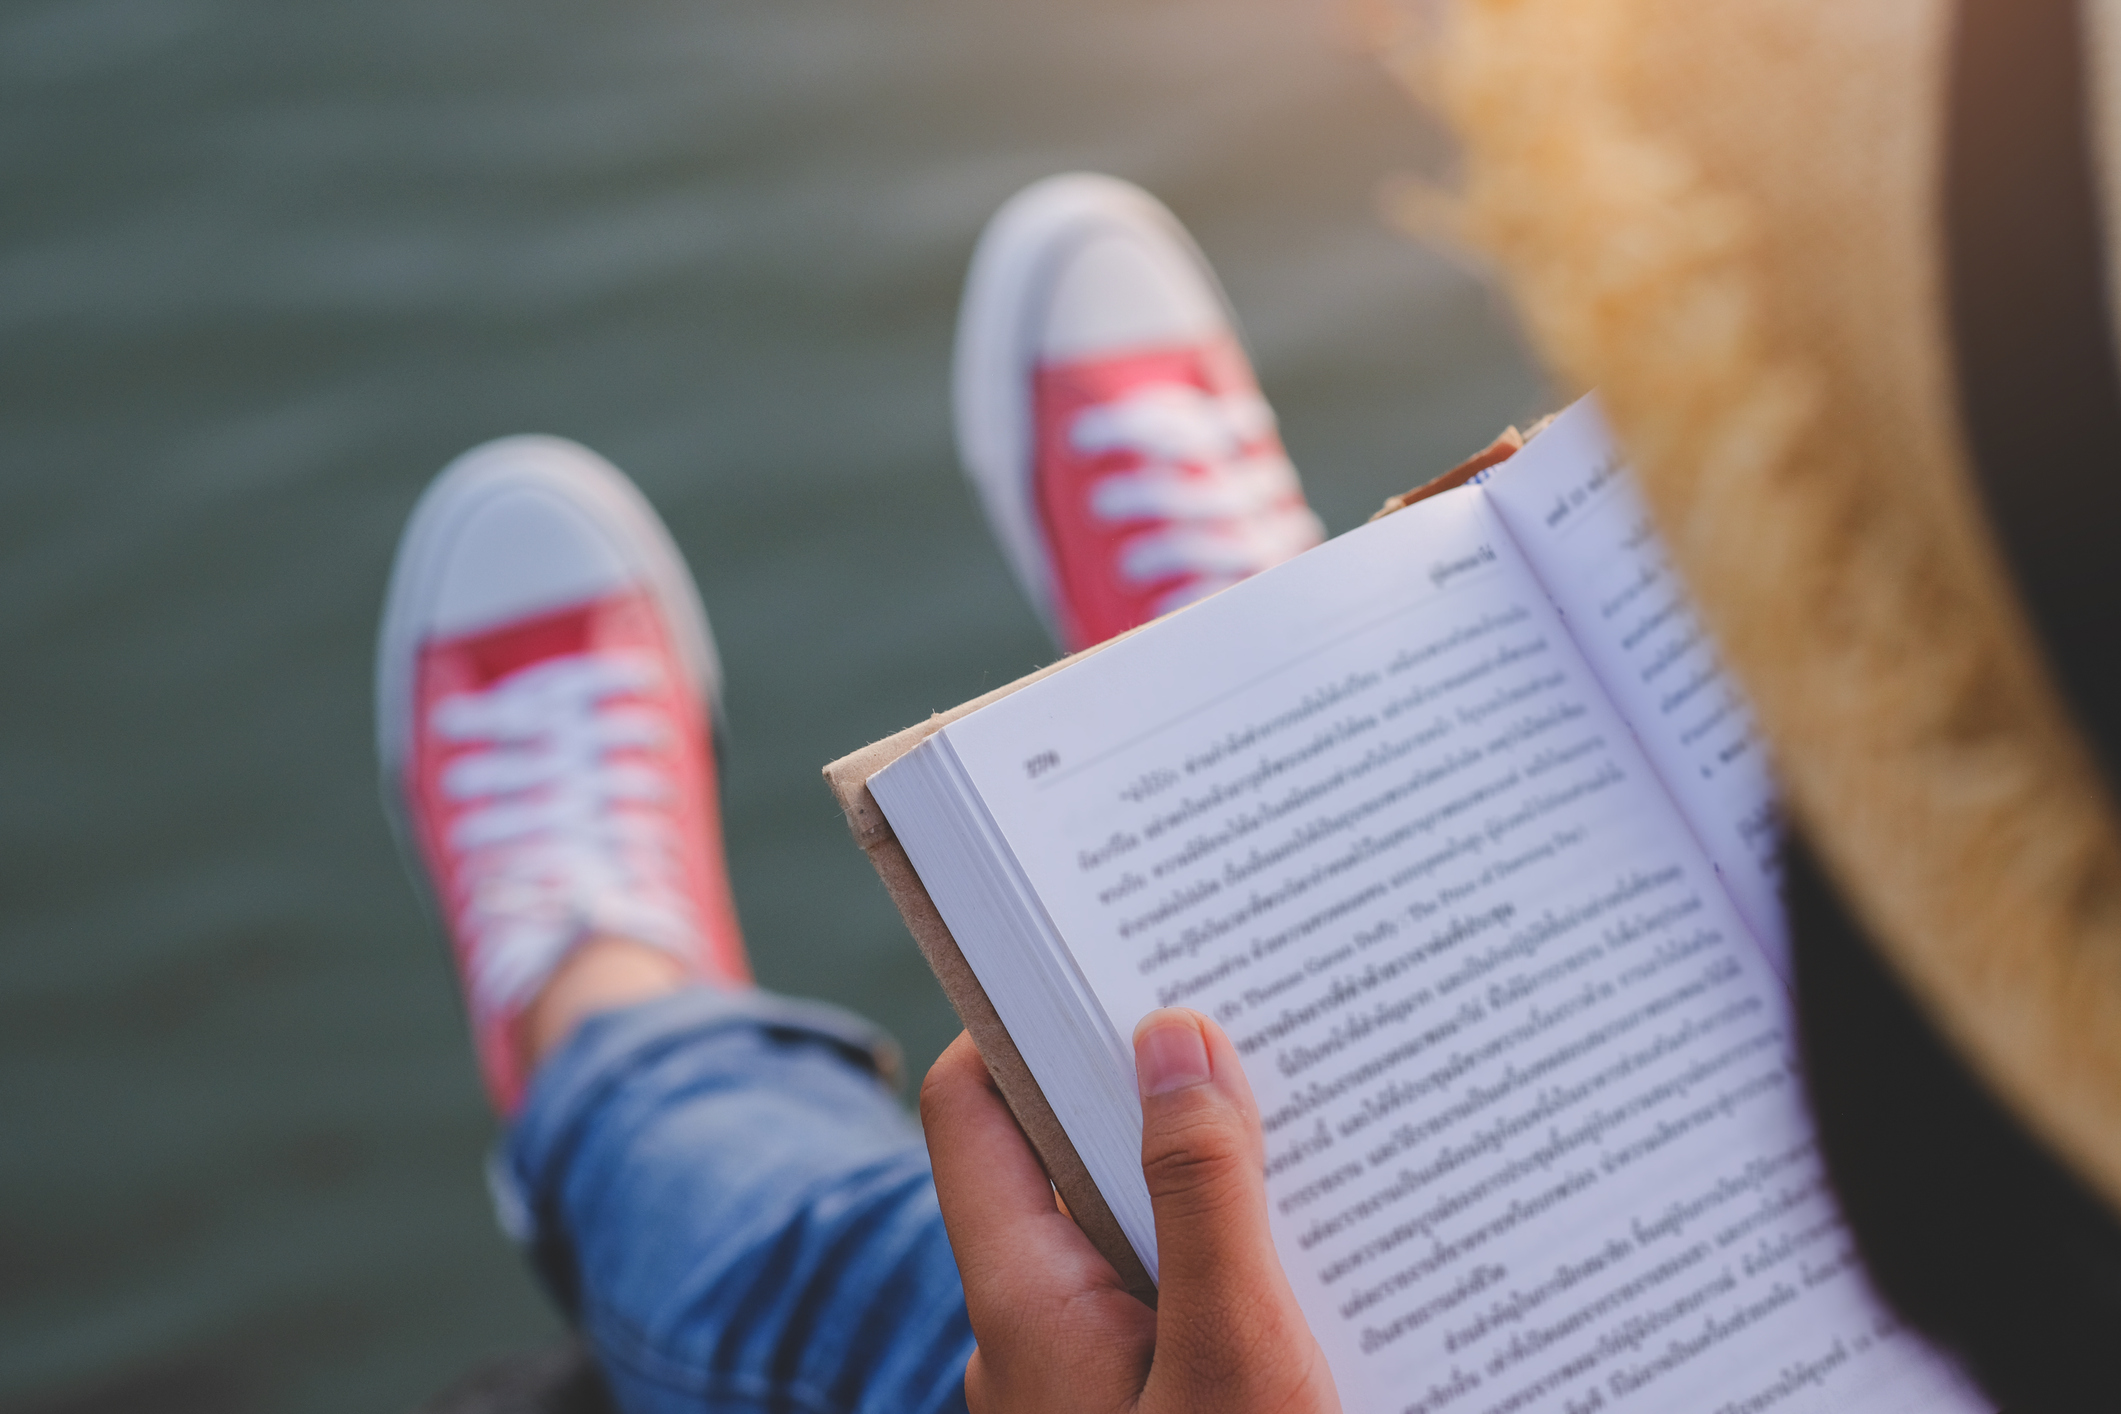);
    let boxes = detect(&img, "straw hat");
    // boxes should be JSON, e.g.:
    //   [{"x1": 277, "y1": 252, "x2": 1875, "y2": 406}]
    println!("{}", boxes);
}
[{"x1": 1400, "y1": 0, "x2": 2121, "y2": 1401}]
